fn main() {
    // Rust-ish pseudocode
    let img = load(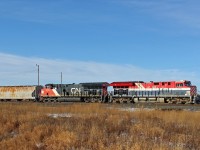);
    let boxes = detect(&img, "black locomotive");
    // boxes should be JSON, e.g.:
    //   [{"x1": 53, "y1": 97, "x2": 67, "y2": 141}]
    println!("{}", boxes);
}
[{"x1": 40, "y1": 82, "x2": 109, "y2": 102}]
